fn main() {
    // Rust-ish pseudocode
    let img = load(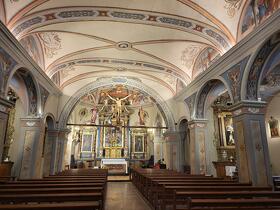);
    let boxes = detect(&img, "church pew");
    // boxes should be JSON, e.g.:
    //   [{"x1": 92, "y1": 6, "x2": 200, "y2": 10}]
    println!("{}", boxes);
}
[
  {"x1": 0, "y1": 182, "x2": 105, "y2": 189},
  {"x1": 0, "y1": 201, "x2": 101, "y2": 210},
  {"x1": 156, "y1": 186, "x2": 274, "y2": 210},
  {"x1": 140, "y1": 177, "x2": 232, "y2": 196},
  {"x1": 0, "y1": 192, "x2": 103, "y2": 204},
  {"x1": 186, "y1": 198, "x2": 280, "y2": 210},
  {"x1": 0, "y1": 186, "x2": 104, "y2": 194},
  {"x1": 56, "y1": 169, "x2": 108, "y2": 176},
  {"x1": 5, "y1": 179, "x2": 106, "y2": 184},
  {"x1": 157, "y1": 190, "x2": 280, "y2": 210}
]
